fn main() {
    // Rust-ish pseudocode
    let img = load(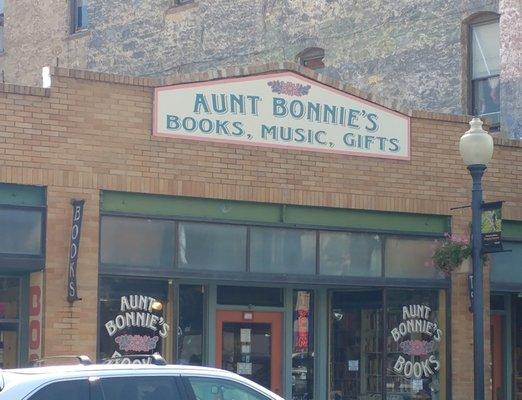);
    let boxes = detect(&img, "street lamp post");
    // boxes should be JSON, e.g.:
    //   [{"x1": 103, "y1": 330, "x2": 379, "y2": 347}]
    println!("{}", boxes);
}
[{"x1": 459, "y1": 117, "x2": 494, "y2": 400}]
